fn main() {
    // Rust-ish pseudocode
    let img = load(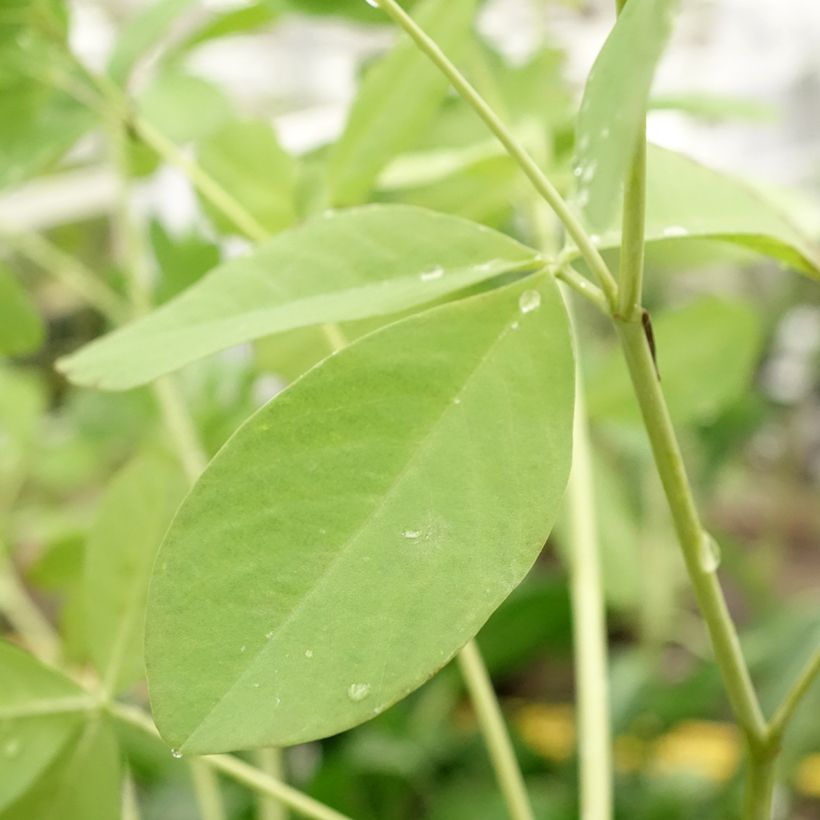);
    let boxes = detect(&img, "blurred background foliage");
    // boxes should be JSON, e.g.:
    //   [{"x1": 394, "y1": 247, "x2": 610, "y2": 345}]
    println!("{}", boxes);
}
[{"x1": 0, "y1": 0, "x2": 819, "y2": 818}]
